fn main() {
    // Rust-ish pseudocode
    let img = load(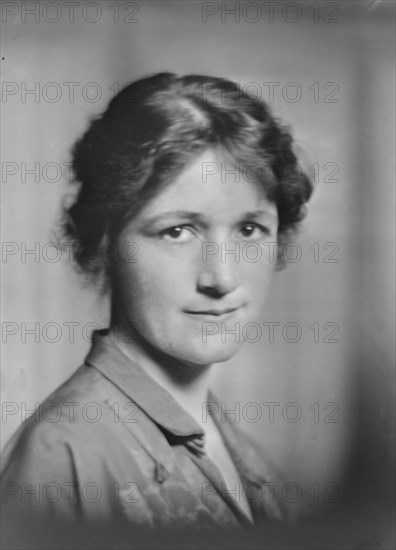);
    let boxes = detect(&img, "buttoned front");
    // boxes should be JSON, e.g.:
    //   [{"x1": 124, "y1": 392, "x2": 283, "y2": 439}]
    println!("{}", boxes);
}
[{"x1": 1, "y1": 330, "x2": 286, "y2": 531}]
